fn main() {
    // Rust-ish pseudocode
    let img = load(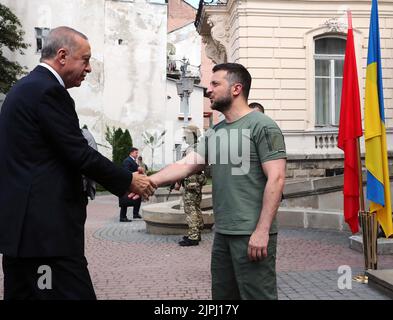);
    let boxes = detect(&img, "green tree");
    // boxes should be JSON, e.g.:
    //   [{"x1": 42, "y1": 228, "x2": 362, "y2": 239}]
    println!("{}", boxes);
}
[
  {"x1": 116, "y1": 129, "x2": 133, "y2": 165},
  {"x1": 104, "y1": 126, "x2": 133, "y2": 165},
  {"x1": 0, "y1": 3, "x2": 30, "y2": 94},
  {"x1": 123, "y1": 129, "x2": 133, "y2": 150},
  {"x1": 104, "y1": 126, "x2": 115, "y2": 146},
  {"x1": 112, "y1": 128, "x2": 124, "y2": 165}
]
